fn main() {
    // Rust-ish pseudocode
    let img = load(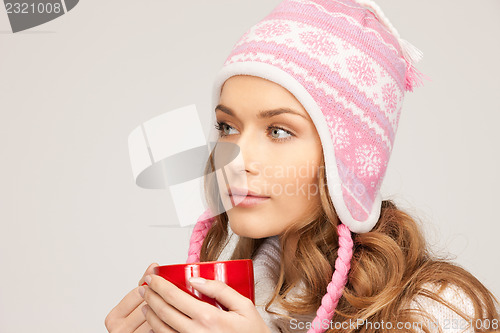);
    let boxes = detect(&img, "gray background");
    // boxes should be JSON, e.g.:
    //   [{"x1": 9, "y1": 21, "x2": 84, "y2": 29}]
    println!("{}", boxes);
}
[{"x1": 1, "y1": 1, "x2": 499, "y2": 332}]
